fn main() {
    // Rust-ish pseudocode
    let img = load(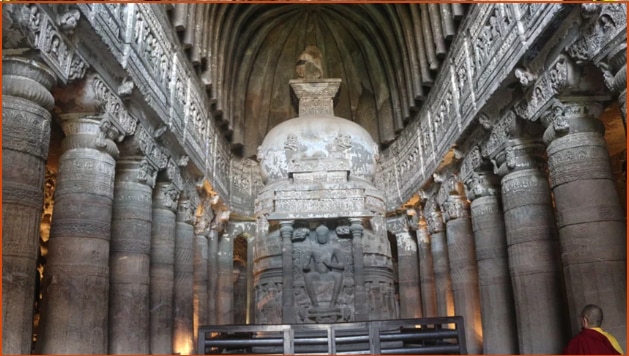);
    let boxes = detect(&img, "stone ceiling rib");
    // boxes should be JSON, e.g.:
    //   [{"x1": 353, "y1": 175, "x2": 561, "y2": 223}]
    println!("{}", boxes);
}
[{"x1": 168, "y1": 4, "x2": 465, "y2": 158}]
